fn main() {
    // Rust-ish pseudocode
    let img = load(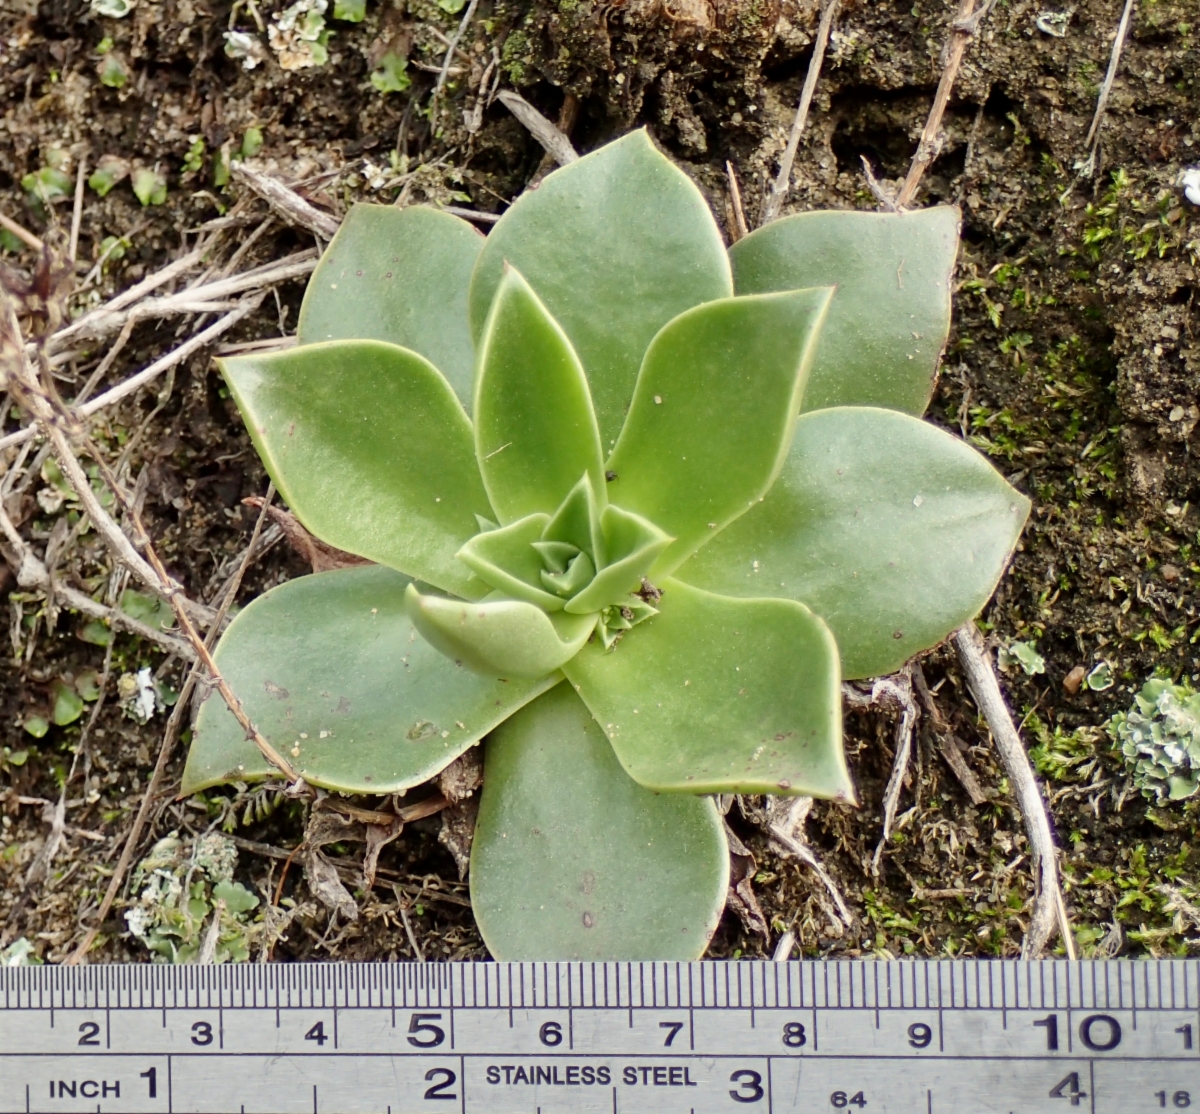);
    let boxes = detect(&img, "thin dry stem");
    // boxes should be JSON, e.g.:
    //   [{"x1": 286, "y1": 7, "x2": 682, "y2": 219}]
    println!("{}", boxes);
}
[
  {"x1": 769, "y1": 823, "x2": 855, "y2": 928},
  {"x1": 866, "y1": 672, "x2": 918, "y2": 875},
  {"x1": 760, "y1": 0, "x2": 840, "y2": 226},
  {"x1": 895, "y1": 0, "x2": 991, "y2": 208},
  {"x1": 432, "y1": 0, "x2": 481, "y2": 119},
  {"x1": 5, "y1": 301, "x2": 295, "y2": 783},
  {"x1": 69, "y1": 158, "x2": 87, "y2": 263},
  {"x1": 496, "y1": 90, "x2": 580, "y2": 167},
  {"x1": 0, "y1": 211, "x2": 44, "y2": 252},
  {"x1": 952, "y1": 622, "x2": 1075, "y2": 959},
  {"x1": 67, "y1": 488, "x2": 277, "y2": 965},
  {"x1": 726, "y1": 162, "x2": 749, "y2": 242},
  {"x1": 1080, "y1": 0, "x2": 1136, "y2": 169},
  {"x1": 232, "y1": 165, "x2": 340, "y2": 239},
  {"x1": 0, "y1": 296, "x2": 266, "y2": 454}
]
